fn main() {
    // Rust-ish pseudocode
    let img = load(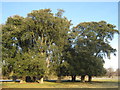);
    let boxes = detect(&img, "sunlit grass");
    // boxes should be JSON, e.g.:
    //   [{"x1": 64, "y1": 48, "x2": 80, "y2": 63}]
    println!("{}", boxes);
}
[{"x1": 2, "y1": 77, "x2": 119, "y2": 88}]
